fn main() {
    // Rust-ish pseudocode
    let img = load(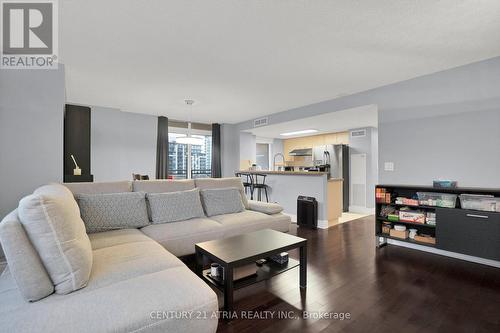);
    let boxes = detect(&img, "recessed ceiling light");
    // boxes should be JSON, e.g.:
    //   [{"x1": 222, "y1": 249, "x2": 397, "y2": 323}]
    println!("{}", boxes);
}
[{"x1": 280, "y1": 129, "x2": 319, "y2": 136}]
